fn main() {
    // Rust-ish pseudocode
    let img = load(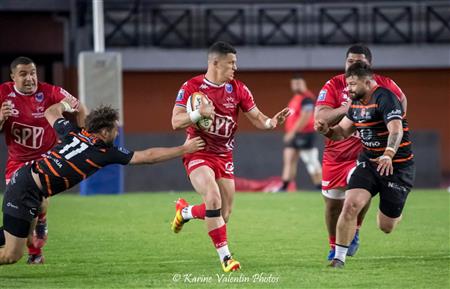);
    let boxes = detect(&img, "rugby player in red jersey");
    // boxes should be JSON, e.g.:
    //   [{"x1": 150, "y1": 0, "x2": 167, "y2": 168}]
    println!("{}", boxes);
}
[
  {"x1": 0, "y1": 56, "x2": 87, "y2": 264},
  {"x1": 315, "y1": 45, "x2": 407, "y2": 260},
  {"x1": 0, "y1": 103, "x2": 205, "y2": 265},
  {"x1": 170, "y1": 41, "x2": 290, "y2": 272},
  {"x1": 277, "y1": 74, "x2": 322, "y2": 192}
]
